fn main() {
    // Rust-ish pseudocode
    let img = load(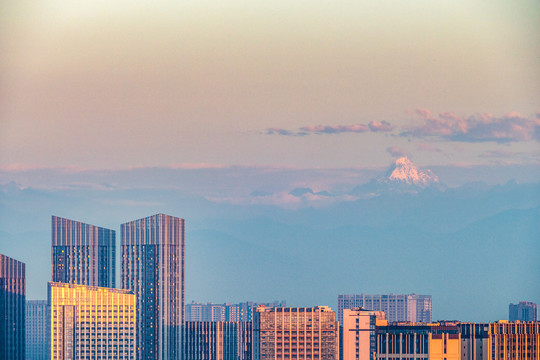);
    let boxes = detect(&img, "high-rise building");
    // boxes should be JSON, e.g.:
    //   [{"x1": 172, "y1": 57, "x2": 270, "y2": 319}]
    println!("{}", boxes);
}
[
  {"x1": 121, "y1": 213, "x2": 185, "y2": 360},
  {"x1": 51, "y1": 216, "x2": 116, "y2": 287},
  {"x1": 47, "y1": 281, "x2": 136, "y2": 360},
  {"x1": 509, "y1": 301, "x2": 538, "y2": 321},
  {"x1": 182, "y1": 321, "x2": 252, "y2": 360},
  {"x1": 337, "y1": 294, "x2": 432, "y2": 324},
  {"x1": 185, "y1": 301, "x2": 286, "y2": 322},
  {"x1": 375, "y1": 322, "x2": 461, "y2": 360},
  {"x1": 0, "y1": 253, "x2": 25, "y2": 360},
  {"x1": 341, "y1": 308, "x2": 385, "y2": 360},
  {"x1": 253, "y1": 306, "x2": 339, "y2": 360},
  {"x1": 26, "y1": 300, "x2": 47, "y2": 360}
]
